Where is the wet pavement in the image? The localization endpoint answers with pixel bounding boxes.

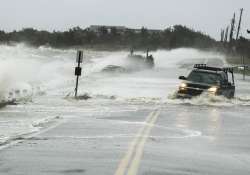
[0,47,250,175]
[0,100,250,175]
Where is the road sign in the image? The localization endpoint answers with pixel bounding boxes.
[75,67,82,76]
[76,50,83,63]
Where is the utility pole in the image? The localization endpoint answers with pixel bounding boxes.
[224,26,229,42]
[229,13,236,43]
[242,56,246,80]
[221,29,225,42]
[146,48,149,58]
[74,50,83,98]
[236,8,244,40]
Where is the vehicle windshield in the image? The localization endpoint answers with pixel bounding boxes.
[187,71,221,85]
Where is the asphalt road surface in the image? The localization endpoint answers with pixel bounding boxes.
[0,97,250,175]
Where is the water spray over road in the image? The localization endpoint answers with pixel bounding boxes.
[0,44,250,175]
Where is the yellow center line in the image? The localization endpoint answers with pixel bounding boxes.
[114,111,156,175]
[127,110,160,175]
[114,110,160,175]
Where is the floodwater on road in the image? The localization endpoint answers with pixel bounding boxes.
[0,44,250,175]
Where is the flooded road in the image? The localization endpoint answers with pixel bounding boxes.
[0,45,250,174]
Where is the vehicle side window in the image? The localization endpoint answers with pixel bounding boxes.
[221,73,228,84]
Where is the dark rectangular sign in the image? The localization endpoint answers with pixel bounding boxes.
[75,67,82,76]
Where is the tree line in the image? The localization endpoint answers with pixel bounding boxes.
[0,25,216,50]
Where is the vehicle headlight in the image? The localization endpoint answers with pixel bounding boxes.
[208,87,217,93]
[179,83,187,90]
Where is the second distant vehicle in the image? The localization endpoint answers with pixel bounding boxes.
[127,49,154,69]
[177,64,235,99]
[102,49,155,73]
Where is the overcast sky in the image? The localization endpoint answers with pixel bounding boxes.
[0,0,249,40]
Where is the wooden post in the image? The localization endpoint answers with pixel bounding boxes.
[243,57,246,81]
[75,74,79,97]
[75,51,83,98]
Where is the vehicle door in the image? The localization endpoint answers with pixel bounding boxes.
[220,73,235,97]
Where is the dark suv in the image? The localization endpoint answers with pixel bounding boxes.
[177,64,235,98]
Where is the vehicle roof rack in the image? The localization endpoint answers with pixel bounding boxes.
[194,64,234,73]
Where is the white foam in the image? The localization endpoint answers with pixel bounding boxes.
[1,44,250,149]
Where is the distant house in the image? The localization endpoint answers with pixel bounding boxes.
[87,25,127,35]
[126,28,141,34]
[147,29,162,34]
[87,25,162,35]
[127,28,162,34]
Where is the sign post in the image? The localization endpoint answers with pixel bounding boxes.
[75,50,83,98]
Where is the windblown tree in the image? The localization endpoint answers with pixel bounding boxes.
[0,25,217,50]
